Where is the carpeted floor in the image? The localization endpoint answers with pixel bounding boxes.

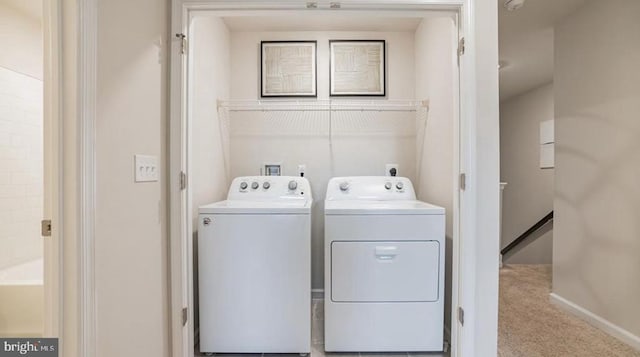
[499,264,640,357]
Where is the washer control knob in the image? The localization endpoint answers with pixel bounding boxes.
[396,182,404,190]
[288,180,298,190]
[384,182,392,190]
[240,182,248,190]
[263,182,271,189]
[251,182,259,190]
[339,181,350,191]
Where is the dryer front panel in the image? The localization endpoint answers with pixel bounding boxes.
[331,241,439,302]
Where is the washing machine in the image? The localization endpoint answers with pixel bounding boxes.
[324,176,445,352]
[198,176,312,354]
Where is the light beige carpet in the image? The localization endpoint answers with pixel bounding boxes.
[499,264,639,357]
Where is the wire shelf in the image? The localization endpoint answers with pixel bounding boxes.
[217,99,429,112]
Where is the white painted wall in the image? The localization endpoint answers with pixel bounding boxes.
[414,16,456,334]
[0,1,43,271]
[95,0,169,355]
[0,1,43,80]
[500,83,554,264]
[0,3,44,333]
[553,0,640,340]
[228,30,416,289]
[189,13,231,331]
[0,67,43,270]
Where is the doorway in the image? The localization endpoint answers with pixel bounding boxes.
[0,0,61,340]
[169,2,499,357]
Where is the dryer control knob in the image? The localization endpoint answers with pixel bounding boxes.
[339,181,350,191]
[240,182,248,190]
[396,182,404,190]
[384,182,392,190]
[263,182,271,189]
[288,180,298,190]
[251,182,259,190]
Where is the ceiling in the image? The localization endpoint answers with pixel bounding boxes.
[498,0,585,101]
[3,0,42,21]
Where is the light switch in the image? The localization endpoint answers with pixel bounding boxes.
[135,155,159,182]
[540,120,554,144]
[540,143,554,169]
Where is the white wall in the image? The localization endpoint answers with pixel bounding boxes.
[0,2,43,270]
[500,83,554,264]
[0,1,43,80]
[228,30,416,289]
[553,0,640,341]
[189,13,231,331]
[95,0,169,355]
[414,17,456,334]
[190,16,230,226]
[0,68,43,270]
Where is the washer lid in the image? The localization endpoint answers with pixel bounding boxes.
[325,200,444,215]
[199,200,312,214]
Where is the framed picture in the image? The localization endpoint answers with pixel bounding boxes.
[330,40,386,96]
[261,41,317,97]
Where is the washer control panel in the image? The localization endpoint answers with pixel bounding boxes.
[326,176,416,200]
[231,176,312,200]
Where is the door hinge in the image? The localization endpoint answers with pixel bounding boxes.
[458,306,465,326]
[460,173,466,190]
[176,33,187,54]
[41,219,52,237]
[457,37,465,67]
[180,171,187,190]
[182,307,188,326]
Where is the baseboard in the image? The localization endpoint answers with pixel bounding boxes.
[311,289,325,300]
[550,293,640,351]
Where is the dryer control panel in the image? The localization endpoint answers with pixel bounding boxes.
[326,176,416,201]
[229,176,312,201]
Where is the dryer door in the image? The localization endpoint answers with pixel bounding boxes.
[331,241,440,302]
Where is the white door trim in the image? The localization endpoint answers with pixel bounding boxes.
[78,0,98,355]
[43,0,63,340]
[169,2,191,356]
[168,2,500,357]
[450,11,462,354]
[456,1,501,355]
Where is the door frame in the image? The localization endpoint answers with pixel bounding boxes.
[169,1,500,356]
[77,0,98,355]
[43,0,63,340]
[43,0,99,355]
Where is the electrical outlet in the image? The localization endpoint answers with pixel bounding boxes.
[135,155,159,182]
[386,164,399,177]
[263,163,282,176]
